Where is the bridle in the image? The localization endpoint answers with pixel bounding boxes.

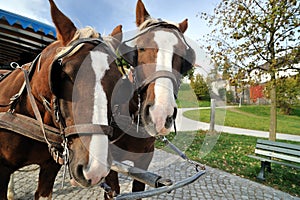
[6,36,116,170]
[118,21,194,99]
[111,21,194,141]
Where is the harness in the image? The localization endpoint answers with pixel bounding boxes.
[0,37,115,181]
[111,21,194,142]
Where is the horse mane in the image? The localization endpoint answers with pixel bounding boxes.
[138,18,179,31]
[55,26,100,59]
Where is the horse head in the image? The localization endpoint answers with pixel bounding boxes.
[28,0,122,187]
[118,0,195,137]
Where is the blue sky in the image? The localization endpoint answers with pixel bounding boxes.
[0,0,219,41]
[0,0,220,74]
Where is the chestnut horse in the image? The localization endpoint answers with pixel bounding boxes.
[0,0,122,199]
[105,0,195,199]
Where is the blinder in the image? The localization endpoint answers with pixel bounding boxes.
[181,47,195,75]
[49,37,108,96]
[117,42,137,67]
[49,59,62,96]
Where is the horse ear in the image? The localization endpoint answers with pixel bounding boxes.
[110,25,123,43]
[49,0,77,46]
[109,25,123,50]
[136,0,150,27]
[179,19,188,33]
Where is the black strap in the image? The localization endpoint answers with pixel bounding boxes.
[0,70,13,82]
[136,70,180,96]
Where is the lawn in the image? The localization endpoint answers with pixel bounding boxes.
[156,131,300,197]
[176,83,210,108]
[183,105,300,135]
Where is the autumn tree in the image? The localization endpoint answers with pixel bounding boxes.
[201,0,300,140]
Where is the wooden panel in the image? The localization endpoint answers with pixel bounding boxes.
[254,149,300,163]
[256,144,300,156]
[248,154,300,169]
[257,139,300,151]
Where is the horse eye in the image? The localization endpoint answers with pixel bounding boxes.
[139,47,145,52]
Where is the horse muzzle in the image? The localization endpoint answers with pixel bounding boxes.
[143,104,177,136]
[65,124,112,187]
[69,139,112,187]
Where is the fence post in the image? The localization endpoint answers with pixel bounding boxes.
[209,99,216,132]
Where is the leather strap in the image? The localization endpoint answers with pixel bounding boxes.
[137,70,179,96]
[9,57,40,112]
[18,62,53,146]
[64,124,113,137]
[0,112,62,145]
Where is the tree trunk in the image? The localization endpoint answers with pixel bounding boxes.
[269,80,277,141]
[209,99,216,132]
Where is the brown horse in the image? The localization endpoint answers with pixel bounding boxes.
[105,0,195,199]
[0,0,122,199]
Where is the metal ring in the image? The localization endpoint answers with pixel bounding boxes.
[10,62,21,69]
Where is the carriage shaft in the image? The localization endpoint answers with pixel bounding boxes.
[111,161,171,188]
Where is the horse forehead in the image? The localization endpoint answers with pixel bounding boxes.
[90,49,110,73]
[152,30,179,73]
[73,48,110,90]
[153,30,179,51]
[70,46,110,77]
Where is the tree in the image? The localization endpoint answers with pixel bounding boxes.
[187,67,195,87]
[192,74,210,101]
[201,0,300,141]
[265,74,300,114]
[218,88,235,103]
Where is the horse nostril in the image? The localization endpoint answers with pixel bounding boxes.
[77,164,83,176]
[76,165,86,179]
[87,179,92,185]
[144,103,153,119]
[164,108,177,129]
[164,116,173,129]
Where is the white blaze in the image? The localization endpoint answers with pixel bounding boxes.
[83,50,110,185]
[149,31,178,133]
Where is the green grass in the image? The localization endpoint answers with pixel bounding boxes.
[183,105,300,135]
[176,83,210,108]
[156,131,300,197]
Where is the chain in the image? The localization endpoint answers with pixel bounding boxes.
[136,93,141,133]
[61,137,70,188]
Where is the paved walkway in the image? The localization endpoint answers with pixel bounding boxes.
[175,108,300,142]
[12,149,299,200]
[11,108,300,199]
